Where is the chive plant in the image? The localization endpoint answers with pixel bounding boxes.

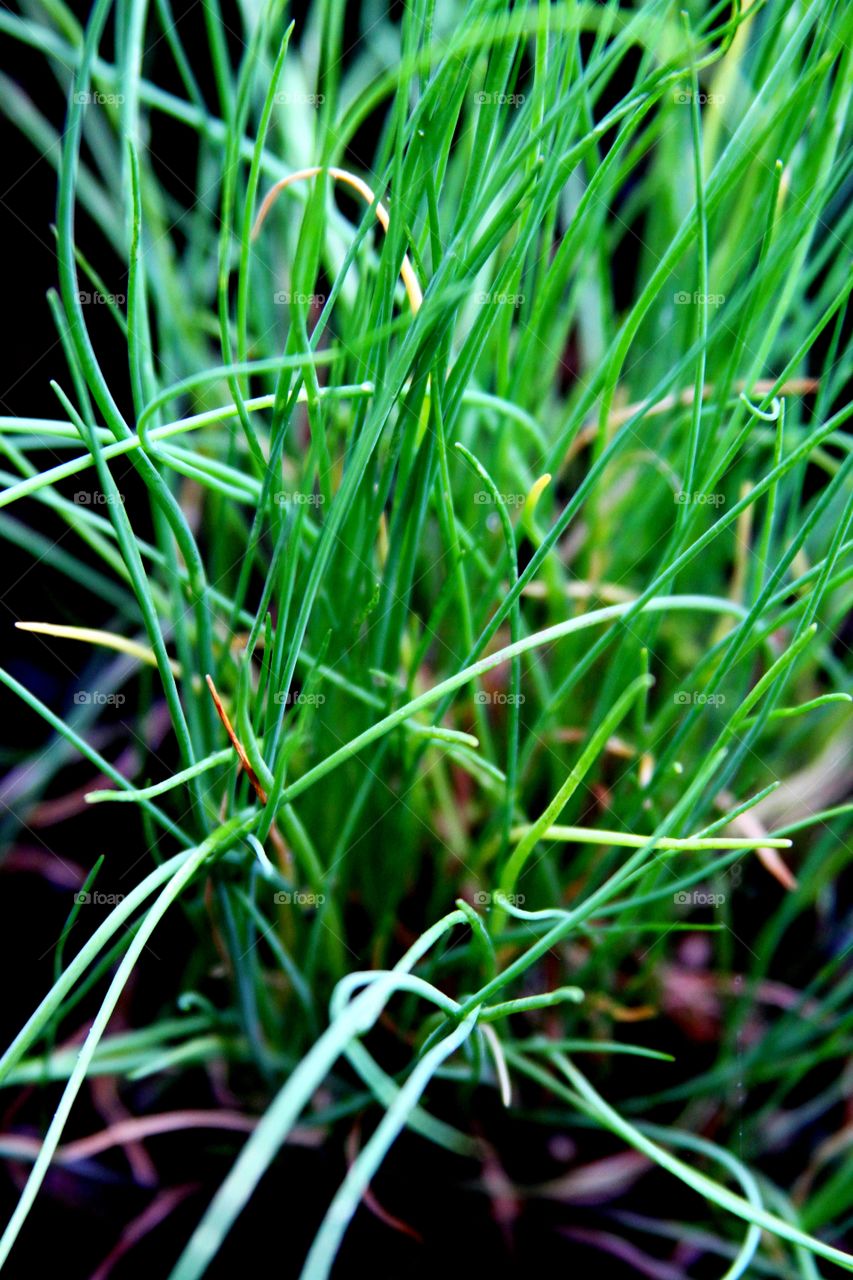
[0,0,851,1275]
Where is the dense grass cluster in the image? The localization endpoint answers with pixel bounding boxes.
[0,0,851,1274]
